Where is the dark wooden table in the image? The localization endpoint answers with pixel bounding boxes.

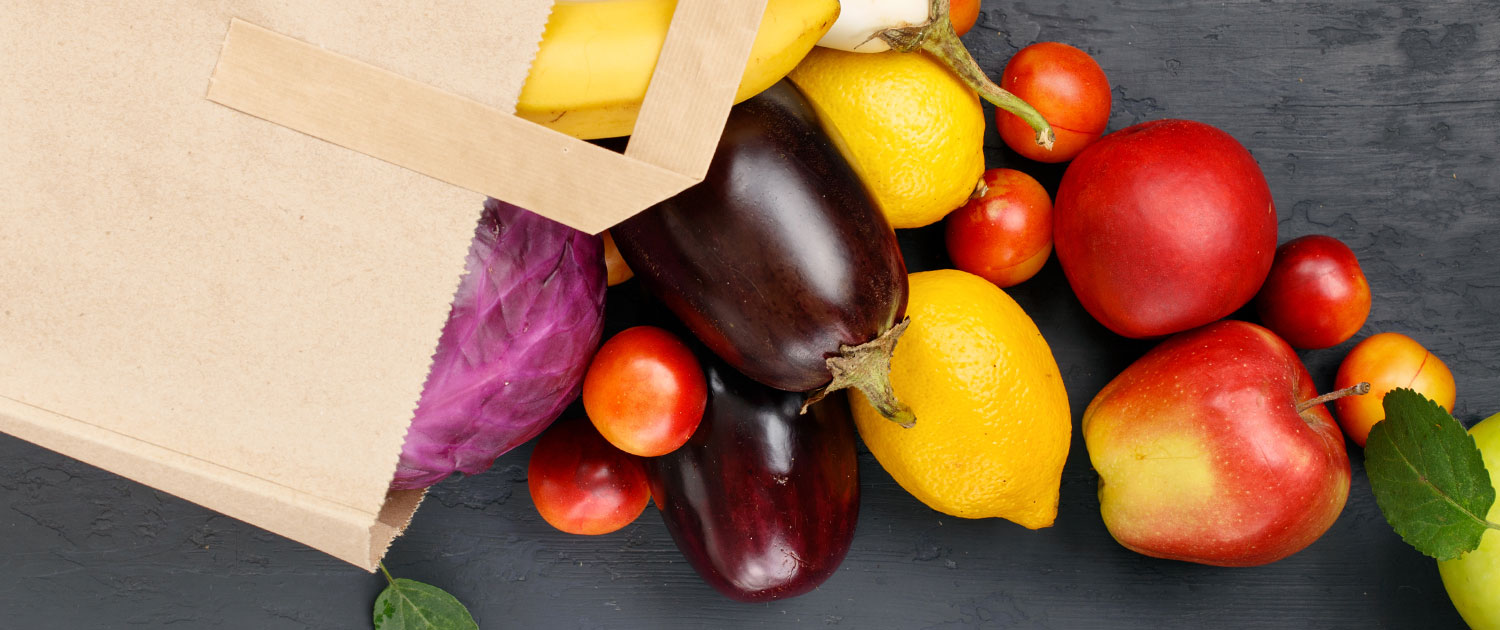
[4,1,1497,627]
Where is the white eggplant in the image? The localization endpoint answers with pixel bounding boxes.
[817,0,929,53]
[816,0,1056,149]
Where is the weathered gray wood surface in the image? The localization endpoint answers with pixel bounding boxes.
[4,1,1497,627]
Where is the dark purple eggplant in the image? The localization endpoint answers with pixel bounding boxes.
[612,80,913,426]
[646,358,859,602]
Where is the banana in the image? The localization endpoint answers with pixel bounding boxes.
[517,0,840,139]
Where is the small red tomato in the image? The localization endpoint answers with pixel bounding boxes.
[582,326,707,457]
[528,417,650,535]
[1254,235,1371,349]
[945,168,1053,288]
[998,42,1111,163]
[1334,332,1456,447]
[950,0,981,37]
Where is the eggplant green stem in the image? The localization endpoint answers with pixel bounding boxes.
[1296,382,1370,414]
[879,0,1056,150]
[379,561,395,584]
[803,318,916,428]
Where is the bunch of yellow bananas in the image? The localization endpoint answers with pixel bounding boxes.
[517,0,840,139]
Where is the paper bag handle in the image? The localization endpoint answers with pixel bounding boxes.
[207,0,769,234]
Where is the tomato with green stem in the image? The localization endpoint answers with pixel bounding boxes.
[528,417,650,536]
[582,326,707,457]
[998,42,1111,163]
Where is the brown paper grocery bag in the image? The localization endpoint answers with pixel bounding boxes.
[0,0,765,569]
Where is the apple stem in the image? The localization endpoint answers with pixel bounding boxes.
[1297,382,1372,413]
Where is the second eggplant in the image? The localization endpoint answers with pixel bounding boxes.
[646,358,860,602]
[612,80,913,425]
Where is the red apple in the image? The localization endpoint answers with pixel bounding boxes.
[1254,235,1371,349]
[1054,120,1278,339]
[945,168,1053,288]
[1082,320,1352,566]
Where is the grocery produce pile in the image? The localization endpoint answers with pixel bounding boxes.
[368,2,1500,628]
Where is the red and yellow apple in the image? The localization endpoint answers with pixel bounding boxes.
[1082,320,1352,566]
[1054,120,1278,339]
[1254,235,1371,349]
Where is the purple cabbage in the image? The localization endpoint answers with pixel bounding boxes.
[392,199,606,490]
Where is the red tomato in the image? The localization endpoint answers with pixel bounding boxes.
[528,417,650,535]
[945,169,1053,288]
[582,326,707,457]
[950,0,981,37]
[998,42,1112,163]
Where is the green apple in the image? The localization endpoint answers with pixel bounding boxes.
[1438,413,1500,630]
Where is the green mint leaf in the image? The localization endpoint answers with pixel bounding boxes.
[373,569,478,630]
[1364,388,1497,560]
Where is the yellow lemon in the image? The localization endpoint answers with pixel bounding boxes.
[852,269,1071,528]
[789,48,986,229]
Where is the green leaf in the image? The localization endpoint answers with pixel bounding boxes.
[1364,388,1497,560]
[373,566,478,630]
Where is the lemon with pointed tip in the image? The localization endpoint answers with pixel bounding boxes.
[789,48,986,229]
[851,270,1071,527]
